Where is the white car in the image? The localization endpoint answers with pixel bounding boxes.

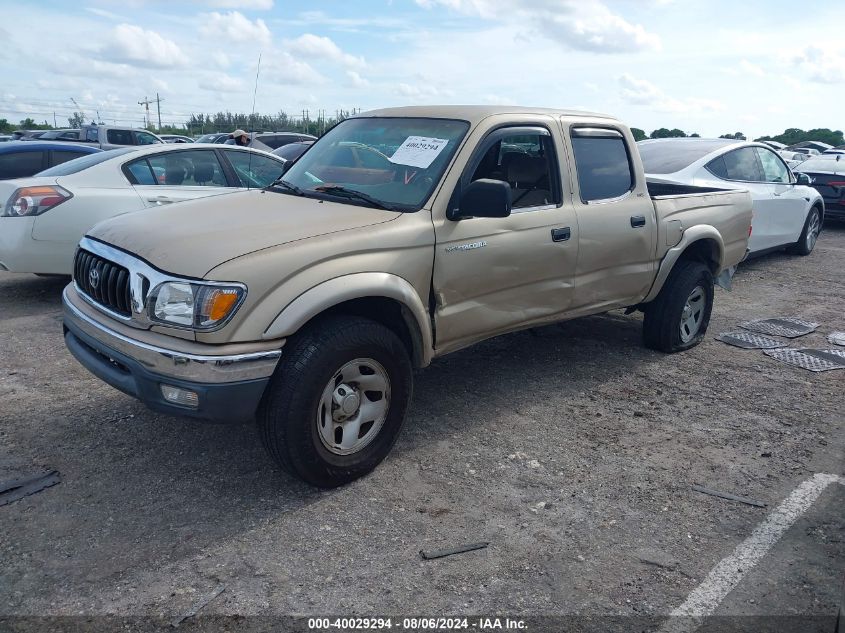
[0,144,286,275]
[639,138,824,257]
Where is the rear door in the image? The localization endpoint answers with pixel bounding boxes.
[431,125,578,351]
[220,148,286,187]
[703,147,783,251]
[126,149,233,207]
[563,125,656,310]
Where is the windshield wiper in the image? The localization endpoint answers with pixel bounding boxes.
[265,178,304,195]
[313,185,397,211]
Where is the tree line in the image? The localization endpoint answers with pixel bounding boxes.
[1,113,842,147]
[631,126,843,146]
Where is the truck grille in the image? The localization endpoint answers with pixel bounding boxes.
[74,249,132,317]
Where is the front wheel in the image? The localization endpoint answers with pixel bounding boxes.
[791,206,821,256]
[257,315,413,488]
[642,260,714,353]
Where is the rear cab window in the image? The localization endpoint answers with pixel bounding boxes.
[570,127,634,202]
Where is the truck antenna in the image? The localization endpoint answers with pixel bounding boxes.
[247,52,262,191]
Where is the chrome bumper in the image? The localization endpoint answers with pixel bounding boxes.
[63,286,281,384]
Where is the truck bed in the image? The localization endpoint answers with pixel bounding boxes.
[648,181,753,273]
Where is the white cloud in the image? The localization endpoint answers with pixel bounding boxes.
[199,11,271,46]
[199,73,245,92]
[202,0,273,8]
[285,34,365,68]
[618,73,723,115]
[793,45,845,84]
[415,0,661,53]
[263,51,323,85]
[739,59,765,77]
[101,24,188,68]
[346,70,369,88]
[85,7,126,20]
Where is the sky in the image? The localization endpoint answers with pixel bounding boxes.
[1,0,843,139]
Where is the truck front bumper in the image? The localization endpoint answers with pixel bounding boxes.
[63,286,281,423]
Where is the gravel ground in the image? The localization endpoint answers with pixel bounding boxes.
[0,225,843,631]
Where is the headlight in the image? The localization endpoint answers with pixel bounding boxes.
[149,281,246,330]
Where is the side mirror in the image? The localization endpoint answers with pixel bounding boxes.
[280,160,293,175]
[448,178,512,221]
[794,172,812,186]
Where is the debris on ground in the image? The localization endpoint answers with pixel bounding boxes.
[691,485,767,508]
[420,542,489,560]
[0,471,61,507]
[170,583,225,627]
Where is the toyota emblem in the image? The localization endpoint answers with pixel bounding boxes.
[89,267,100,289]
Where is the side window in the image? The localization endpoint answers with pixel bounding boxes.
[50,150,88,167]
[124,158,158,185]
[708,147,763,182]
[107,129,133,145]
[570,128,633,202]
[755,147,790,183]
[469,130,557,209]
[85,128,98,142]
[135,131,160,146]
[224,150,285,187]
[145,150,227,186]
[0,151,45,178]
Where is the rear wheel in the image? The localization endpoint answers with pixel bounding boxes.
[257,315,413,488]
[643,260,714,353]
[791,206,821,256]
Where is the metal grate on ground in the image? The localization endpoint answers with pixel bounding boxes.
[827,332,845,347]
[715,331,788,349]
[763,348,845,372]
[739,317,819,338]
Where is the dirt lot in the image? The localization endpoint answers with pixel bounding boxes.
[1,225,843,632]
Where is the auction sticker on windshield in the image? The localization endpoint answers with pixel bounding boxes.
[389,136,449,168]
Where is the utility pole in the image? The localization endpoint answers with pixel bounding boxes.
[139,95,163,129]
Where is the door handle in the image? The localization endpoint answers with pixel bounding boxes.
[630,215,646,228]
[551,227,571,242]
[147,196,174,205]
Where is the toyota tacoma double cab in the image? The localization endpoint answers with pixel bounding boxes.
[63,106,752,487]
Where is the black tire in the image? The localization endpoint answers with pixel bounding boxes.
[642,260,714,353]
[257,315,413,488]
[790,206,822,256]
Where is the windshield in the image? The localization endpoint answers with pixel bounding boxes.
[36,147,133,176]
[279,117,469,211]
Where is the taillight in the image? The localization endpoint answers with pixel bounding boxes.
[827,181,845,187]
[2,185,72,217]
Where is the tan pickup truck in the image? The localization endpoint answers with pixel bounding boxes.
[63,106,752,487]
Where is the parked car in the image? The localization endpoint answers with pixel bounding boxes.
[822,149,845,156]
[788,141,832,154]
[790,147,820,156]
[0,135,12,143]
[160,135,194,144]
[639,138,823,257]
[760,140,786,151]
[195,132,230,144]
[11,130,46,140]
[271,140,314,162]
[0,141,101,180]
[778,150,809,169]
[0,144,286,275]
[61,105,752,487]
[254,132,317,150]
[795,156,845,220]
[77,124,163,150]
[35,129,81,141]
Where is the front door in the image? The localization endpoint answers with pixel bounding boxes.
[431,126,578,353]
[127,149,232,207]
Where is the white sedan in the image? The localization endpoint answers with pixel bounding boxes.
[0,144,286,275]
[639,138,824,257]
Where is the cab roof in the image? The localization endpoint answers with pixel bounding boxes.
[356,105,617,124]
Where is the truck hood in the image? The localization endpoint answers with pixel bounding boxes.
[88,189,401,278]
